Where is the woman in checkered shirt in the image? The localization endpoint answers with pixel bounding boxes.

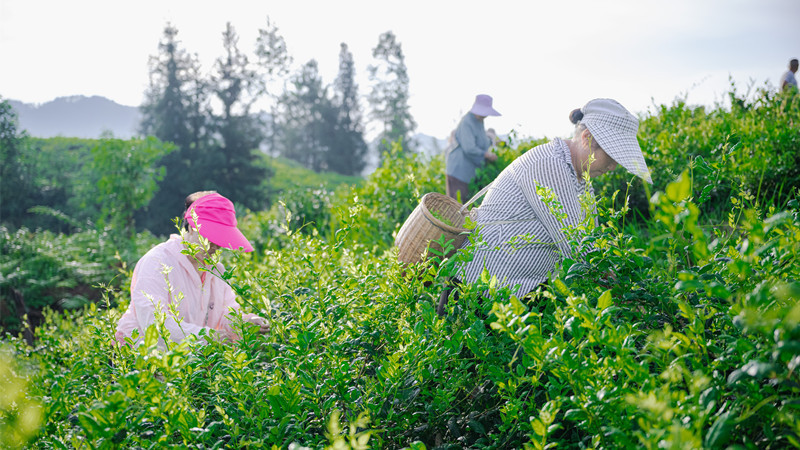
[439,99,652,314]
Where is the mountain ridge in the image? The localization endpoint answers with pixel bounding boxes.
[8,95,142,139]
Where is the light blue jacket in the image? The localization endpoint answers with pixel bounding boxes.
[446,113,491,183]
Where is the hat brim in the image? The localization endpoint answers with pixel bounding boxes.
[587,123,653,184]
[470,105,501,117]
[195,220,254,252]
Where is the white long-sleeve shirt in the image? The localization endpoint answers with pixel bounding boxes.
[116,234,251,345]
[460,138,595,295]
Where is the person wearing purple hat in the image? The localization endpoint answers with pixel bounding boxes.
[116,191,268,346]
[445,94,502,203]
[439,99,652,314]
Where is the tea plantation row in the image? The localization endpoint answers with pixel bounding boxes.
[1,87,799,448]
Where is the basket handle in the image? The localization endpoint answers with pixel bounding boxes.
[458,181,494,214]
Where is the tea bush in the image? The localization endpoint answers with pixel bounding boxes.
[4,171,798,448]
[601,85,800,221]
[2,85,799,448]
[329,140,445,250]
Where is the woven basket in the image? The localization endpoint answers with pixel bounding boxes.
[395,192,471,264]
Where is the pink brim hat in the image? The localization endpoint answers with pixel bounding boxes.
[184,193,254,252]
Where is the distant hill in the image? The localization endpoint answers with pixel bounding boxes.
[7,96,141,139]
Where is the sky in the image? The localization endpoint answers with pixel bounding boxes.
[1,0,798,142]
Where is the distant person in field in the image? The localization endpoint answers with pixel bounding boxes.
[781,58,798,91]
[116,191,269,346]
[439,99,652,315]
[445,94,501,203]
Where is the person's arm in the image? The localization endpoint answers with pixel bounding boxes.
[455,117,491,166]
[211,278,269,341]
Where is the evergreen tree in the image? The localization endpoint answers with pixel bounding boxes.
[329,43,368,175]
[254,17,291,97]
[209,22,269,210]
[274,60,337,172]
[254,17,292,158]
[140,24,197,148]
[138,24,211,234]
[368,31,416,152]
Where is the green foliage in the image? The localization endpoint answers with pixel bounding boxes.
[0,226,158,333]
[90,136,174,253]
[485,171,800,448]
[27,137,100,229]
[599,84,800,221]
[2,83,800,448]
[0,345,42,449]
[332,140,444,249]
[268,156,362,194]
[12,174,798,447]
[3,135,172,234]
[0,105,98,232]
[0,99,32,228]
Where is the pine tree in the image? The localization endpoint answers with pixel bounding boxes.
[140,24,198,148]
[138,24,211,234]
[274,60,337,172]
[208,22,268,210]
[254,17,292,158]
[368,31,416,152]
[329,43,368,175]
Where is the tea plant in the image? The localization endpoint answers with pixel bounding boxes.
[2,83,799,449]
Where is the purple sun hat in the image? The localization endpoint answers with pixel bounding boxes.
[469,94,501,117]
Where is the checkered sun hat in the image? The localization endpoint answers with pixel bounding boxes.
[580,99,652,184]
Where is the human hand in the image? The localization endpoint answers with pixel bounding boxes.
[216,328,237,342]
[484,151,498,162]
[246,315,271,334]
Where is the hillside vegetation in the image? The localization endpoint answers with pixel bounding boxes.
[1,86,799,449]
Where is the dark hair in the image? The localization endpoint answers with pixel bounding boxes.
[183,190,217,230]
[569,108,584,125]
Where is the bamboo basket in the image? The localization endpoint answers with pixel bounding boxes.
[395,192,471,264]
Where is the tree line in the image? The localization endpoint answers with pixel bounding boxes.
[139,20,416,233]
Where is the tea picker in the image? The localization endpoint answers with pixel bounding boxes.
[432,99,653,314]
[116,192,270,346]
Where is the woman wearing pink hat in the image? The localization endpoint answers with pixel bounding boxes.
[116,191,268,346]
[439,99,652,314]
[445,94,502,203]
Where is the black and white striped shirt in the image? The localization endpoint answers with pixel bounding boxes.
[459,137,595,295]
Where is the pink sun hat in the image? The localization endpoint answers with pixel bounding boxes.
[469,94,501,117]
[184,193,254,252]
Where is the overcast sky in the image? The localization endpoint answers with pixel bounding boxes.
[1,0,797,141]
